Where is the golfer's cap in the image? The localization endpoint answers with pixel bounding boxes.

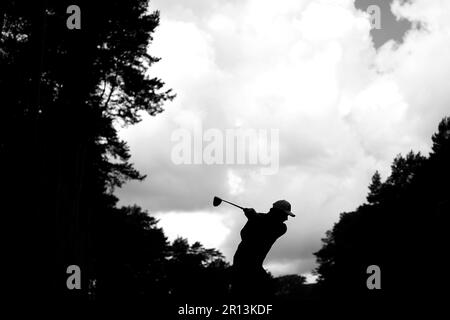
[272,200,295,217]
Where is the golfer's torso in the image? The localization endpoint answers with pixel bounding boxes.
[233,216,286,267]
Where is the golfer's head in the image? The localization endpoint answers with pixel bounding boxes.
[270,200,295,221]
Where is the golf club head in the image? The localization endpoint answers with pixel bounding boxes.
[213,196,222,207]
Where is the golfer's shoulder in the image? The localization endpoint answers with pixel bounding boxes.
[251,212,265,220]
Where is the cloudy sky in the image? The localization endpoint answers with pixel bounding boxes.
[116,0,450,281]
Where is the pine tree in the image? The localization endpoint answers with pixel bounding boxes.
[367,170,382,204]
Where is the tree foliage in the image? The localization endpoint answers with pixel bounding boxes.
[314,116,450,305]
[1,0,174,300]
[93,206,230,303]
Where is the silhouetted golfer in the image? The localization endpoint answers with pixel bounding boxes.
[231,200,295,299]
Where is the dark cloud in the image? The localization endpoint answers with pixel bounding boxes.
[354,0,412,48]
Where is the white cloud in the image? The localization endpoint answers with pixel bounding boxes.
[117,0,450,277]
[154,210,232,250]
[227,170,245,195]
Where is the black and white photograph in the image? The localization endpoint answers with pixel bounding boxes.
[1,0,448,317]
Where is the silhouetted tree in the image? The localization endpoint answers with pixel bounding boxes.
[314,116,450,308]
[273,274,306,298]
[367,170,382,204]
[1,0,173,301]
[91,207,231,303]
[93,205,170,301]
[166,237,230,302]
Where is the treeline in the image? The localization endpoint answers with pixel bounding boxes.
[314,116,449,306]
[91,205,230,303]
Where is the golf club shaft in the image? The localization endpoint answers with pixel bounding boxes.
[221,199,244,210]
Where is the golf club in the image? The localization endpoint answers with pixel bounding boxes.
[213,196,244,210]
